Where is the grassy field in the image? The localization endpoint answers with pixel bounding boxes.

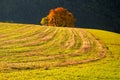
[0,22,120,80]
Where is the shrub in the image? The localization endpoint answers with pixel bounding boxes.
[40,17,48,26]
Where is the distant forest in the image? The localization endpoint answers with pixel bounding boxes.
[0,0,120,33]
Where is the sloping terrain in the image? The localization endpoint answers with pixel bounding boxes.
[0,22,120,80]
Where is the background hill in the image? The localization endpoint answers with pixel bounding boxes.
[0,0,120,33]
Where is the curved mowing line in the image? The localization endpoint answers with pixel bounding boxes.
[88,32,106,58]
[0,28,71,57]
[0,26,47,45]
[72,29,82,49]
[0,27,53,47]
[2,29,105,62]
[0,25,50,41]
[0,26,107,71]
[31,30,106,67]
[36,30,105,66]
[0,26,34,41]
[0,25,32,38]
[64,29,75,49]
[0,29,56,54]
[0,28,72,57]
[20,28,77,57]
[74,29,106,59]
[77,29,93,53]
[29,28,69,55]
[0,27,44,41]
[0,23,26,32]
[0,27,58,51]
[13,29,95,62]
[0,28,59,54]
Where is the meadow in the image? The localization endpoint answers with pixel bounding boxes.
[0,22,120,80]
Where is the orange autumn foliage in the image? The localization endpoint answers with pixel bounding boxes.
[47,7,75,27]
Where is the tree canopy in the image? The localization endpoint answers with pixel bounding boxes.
[40,7,75,27]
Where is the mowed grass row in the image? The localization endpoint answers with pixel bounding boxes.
[0,22,106,71]
[0,23,82,70]
[0,22,119,80]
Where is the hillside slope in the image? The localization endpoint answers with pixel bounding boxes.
[0,22,120,80]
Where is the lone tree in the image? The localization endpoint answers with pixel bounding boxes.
[40,7,75,27]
